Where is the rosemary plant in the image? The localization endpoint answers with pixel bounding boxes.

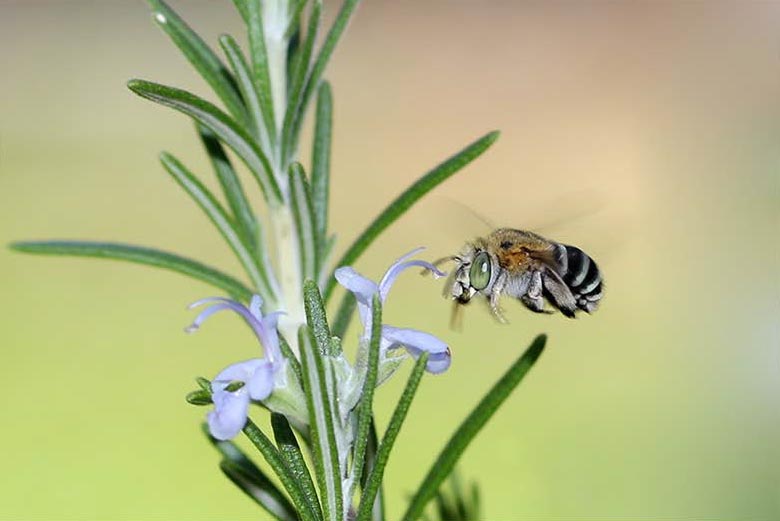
[11,1,547,519]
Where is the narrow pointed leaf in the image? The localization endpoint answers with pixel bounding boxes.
[401,335,547,521]
[197,124,258,249]
[203,424,297,521]
[281,0,322,162]
[127,79,282,203]
[10,241,252,301]
[324,131,500,300]
[271,413,323,520]
[284,0,309,38]
[247,0,279,142]
[303,280,334,356]
[364,419,385,521]
[219,461,297,521]
[299,326,343,521]
[356,353,429,521]
[219,34,268,146]
[351,294,381,488]
[289,0,362,154]
[243,418,319,521]
[185,389,212,405]
[195,376,212,392]
[160,152,277,301]
[147,0,247,126]
[317,234,337,289]
[279,334,303,382]
[311,80,332,254]
[231,0,250,24]
[289,164,319,281]
[330,291,356,340]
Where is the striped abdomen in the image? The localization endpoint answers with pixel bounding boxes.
[553,244,603,313]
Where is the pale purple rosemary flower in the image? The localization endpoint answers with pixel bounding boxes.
[186,295,286,440]
[335,248,452,374]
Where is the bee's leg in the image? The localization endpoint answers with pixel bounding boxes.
[488,271,509,323]
[520,270,552,314]
[541,269,578,318]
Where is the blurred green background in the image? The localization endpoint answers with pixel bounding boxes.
[2,1,778,519]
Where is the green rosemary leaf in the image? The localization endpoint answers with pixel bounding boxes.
[330,291,356,340]
[317,234,337,288]
[195,376,212,392]
[219,461,296,521]
[281,0,322,163]
[302,280,334,356]
[160,152,277,301]
[356,353,429,521]
[289,0,362,155]
[299,325,343,521]
[278,334,303,383]
[401,335,547,521]
[231,0,250,24]
[469,482,481,520]
[271,413,323,520]
[10,241,252,301]
[364,419,385,521]
[242,419,319,521]
[323,131,500,301]
[284,0,309,39]
[311,81,332,257]
[127,79,282,204]
[434,490,457,521]
[351,294,382,489]
[219,35,268,146]
[247,0,278,145]
[289,164,319,281]
[203,424,297,521]
[185,389,212,406]
[147,0,248,127]
[197,124,258,250]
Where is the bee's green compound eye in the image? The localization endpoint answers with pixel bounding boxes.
[469,251,491,291]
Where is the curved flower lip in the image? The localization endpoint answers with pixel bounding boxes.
[207,358,276,441]
[212,358,275,401]
[336,248,453,374]
[378,247,446,301]
[334,248,447,329]
[382,325,452,374]
[186,295,284,363]
[335,247,447,304]
[208,387,249,440]
[185,295,286,440]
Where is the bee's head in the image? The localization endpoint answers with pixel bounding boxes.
[451,249,493,303]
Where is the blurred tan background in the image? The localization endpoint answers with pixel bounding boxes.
[1,1,778,519]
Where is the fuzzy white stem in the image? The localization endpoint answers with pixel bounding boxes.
[270,204,306,354]
[264,0,289,136]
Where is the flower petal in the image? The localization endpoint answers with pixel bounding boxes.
[258,312,284,363]
[335,267,379,302]
[378,249,446,302]
[249,295,264,320]
[246,360,275,400]
[335,266,378,328]
[186,299,262,334]
[186,296,284,364]
[212,359,266,388]
[381,325,451,373]
[207,389,250,440]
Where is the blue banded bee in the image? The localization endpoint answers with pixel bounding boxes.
[438,228,603,323]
